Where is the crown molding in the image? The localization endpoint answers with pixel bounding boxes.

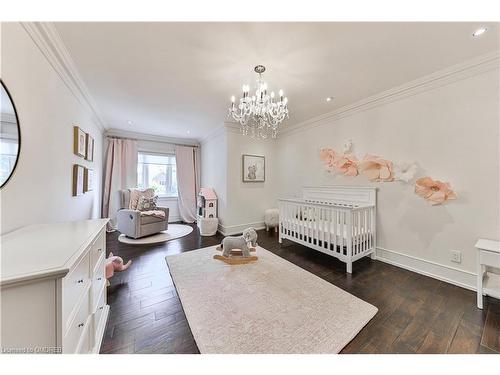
[21,22,107,131]
[199,124,226,145]
[280,50,500,138]
[105,128,199,147]
[199,121,238,145]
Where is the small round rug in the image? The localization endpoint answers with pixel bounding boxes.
[118,224,193,245]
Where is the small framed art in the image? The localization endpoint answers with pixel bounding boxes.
[73,126,86,158]
[73,164,85,196]
[242,154,265,182]
[84,168,94,192]
[85,133,94,161]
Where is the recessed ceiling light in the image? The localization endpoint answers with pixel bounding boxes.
[186,130,191,135]
[472,27,487,37]
[326,97,333,102]
[127,120,134,125]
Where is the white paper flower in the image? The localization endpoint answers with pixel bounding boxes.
[394,161,418,183]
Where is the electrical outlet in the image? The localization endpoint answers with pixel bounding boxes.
[451,250,462,263]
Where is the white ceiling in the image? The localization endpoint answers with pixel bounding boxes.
[55,22,499,141]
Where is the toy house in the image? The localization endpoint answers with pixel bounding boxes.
[197,187,217,219]
[197,188,218,236]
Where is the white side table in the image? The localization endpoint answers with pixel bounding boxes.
[475,238,500,309]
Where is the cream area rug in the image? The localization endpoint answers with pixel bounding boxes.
[118,224,193,245]
[166,246,378,354]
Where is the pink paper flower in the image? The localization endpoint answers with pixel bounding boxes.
[334,153,359,177]
[415,177,457,205]
[320,148,337,172]
[358,154,394,182]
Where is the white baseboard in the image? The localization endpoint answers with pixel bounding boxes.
[218,221,266,236]
[376,247,477,292]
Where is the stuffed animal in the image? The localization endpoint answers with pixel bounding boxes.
[247,165,257,180]
[214,227,258,264]
[105,252,132,286]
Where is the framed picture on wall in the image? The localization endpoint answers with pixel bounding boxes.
[73,126,86,158]
[85,133,94,161]
[242,154,265,182]
[72,164,85,196]
[84,168,94,192]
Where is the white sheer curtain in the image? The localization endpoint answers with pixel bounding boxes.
[102,138,138,230]
[175,145,200,223]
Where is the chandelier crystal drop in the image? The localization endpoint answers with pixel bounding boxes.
[228,65,289,139]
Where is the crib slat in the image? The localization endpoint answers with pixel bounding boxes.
[293,203,298,238]
[314,206,318,245]
[364,209,369,251]
[362,210,366,254]
[334,210,338,253]
[355,211,359,255]
[321,207,325,248]
[327,208,332,251]
[368,207,372,250]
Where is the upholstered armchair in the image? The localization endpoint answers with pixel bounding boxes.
[117,189,169,239]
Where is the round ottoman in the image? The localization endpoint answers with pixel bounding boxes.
[197,217,219,236]
[264,208,279,231]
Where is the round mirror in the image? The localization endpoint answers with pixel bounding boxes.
[0,80,21,188]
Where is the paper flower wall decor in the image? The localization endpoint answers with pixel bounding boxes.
[394,161,419,183]
[415,177,457,205]
[334,153,359,177]
[358,154,394,182]
[319,143,458,206]
[320,148,337,172]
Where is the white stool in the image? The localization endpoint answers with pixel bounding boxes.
[475,238,500,309]
[264,208,279,232]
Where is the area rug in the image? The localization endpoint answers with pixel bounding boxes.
[166,245,378,353]
[118,224,193,245]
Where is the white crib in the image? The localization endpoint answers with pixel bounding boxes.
[278,186,377,273]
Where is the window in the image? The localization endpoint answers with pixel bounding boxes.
[0,138,18,183]
[137,152,178,197]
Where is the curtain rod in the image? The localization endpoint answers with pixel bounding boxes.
[106,135,199,148]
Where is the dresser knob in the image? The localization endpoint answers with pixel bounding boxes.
[99,306,104,310]
[78,323,84,328]
[98,248,102,252]
[77,279,84,284]
[97,277,102,281]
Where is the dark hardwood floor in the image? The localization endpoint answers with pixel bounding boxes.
[101,224,500,354]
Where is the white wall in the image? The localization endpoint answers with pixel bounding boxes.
[1,23,104,234]
[275,67,500,289]
[200,127,228,228]
[200,125,279,235]
[224,129,278,234]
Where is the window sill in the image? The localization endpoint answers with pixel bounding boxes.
[157,196,178,201]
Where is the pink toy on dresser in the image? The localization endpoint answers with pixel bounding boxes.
[105,252,132,286]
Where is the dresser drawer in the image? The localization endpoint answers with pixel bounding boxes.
[480,250,500,268]
[63,291,90,353]
[92,286,107,350]
[90,230,106,273]
[91,256,106,311]
[76,317,91,354]
[63,253,90,325]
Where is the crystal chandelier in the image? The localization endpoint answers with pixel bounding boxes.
[228,65,289,139]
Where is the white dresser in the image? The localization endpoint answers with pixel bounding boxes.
[1,219,109,354]
[476,238,500,309]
